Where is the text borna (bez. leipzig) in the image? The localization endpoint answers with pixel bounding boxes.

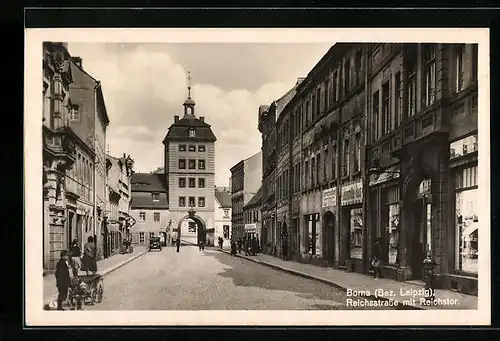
[347,288,436,299]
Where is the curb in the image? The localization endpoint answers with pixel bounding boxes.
[218,249,423,310]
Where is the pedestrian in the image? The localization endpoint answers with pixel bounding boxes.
[230,240,237,256]
[176,238,181,252]
[218,237,223,249]
[55,250,71,310]
[243,236,249,256]
[198,239,205,251]
[81,236,97,276]
[237,237,242,254]
[282,239,288,261]
[371,237,383,279]
[69,239,81,276]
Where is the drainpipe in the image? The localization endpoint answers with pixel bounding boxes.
[93,80,101,255]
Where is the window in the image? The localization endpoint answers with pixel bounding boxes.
[305,101,310,126]
[372,90,380,140]
[394,72,402,128]
[198,145,206,152]
[179,177,186,188]
[424,44,436,106]
[331,143,337,180]
[198,197,205,207]
[69,105,79,121]
[152,193,159,202]
[355,50,362,86]
[316,154,321,185]
[455,165,478,274]
[223,225,230,239]
[455,44,466,93]
[316,88,321,115]
[150,232,155,239]
[198,159,206,170]
[344,58,351,94]
[188,159,196,169]
[139,212,146,221]
[407,59,417,117]
[179,159,186,169]
[139,232,145,244]
[179,144,186,151]
[223,209,230,218]
[382,81,391,135]
[354,133,361,173]
[311,157,316,186]
[188,145,196,152]
[189,178,196,188]
[188,221,197,233]
[154,212,160,222]
[198,178,205,188]
[189,128,196,137]
[188,196,196,207]
[304,160,309,189]
[178,196,186,207]
[331,71,338,104]
[342,139,350,177]
[349,208,364,259]
[324,80,329,111]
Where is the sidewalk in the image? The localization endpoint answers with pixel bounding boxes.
[218,246,478,310]
[43,245,148,305]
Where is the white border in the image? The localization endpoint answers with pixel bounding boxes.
[25,28,491,326]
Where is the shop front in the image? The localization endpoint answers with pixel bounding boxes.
[342,179,364,273]
[244,223,259,241]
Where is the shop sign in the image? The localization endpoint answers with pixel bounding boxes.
[244,223,257,232]
[322,187,337,208]
[341,180,363,206]
[369,165,400,186]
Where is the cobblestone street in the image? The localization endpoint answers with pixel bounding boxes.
[85,246,399,310]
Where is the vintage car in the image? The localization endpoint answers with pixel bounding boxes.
[149,237,162,251]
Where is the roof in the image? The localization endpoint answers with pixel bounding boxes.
[131,173,168,193]
[276,78,304,121]
[243,185,263,209]
[163,116,217,143]
[130,191,169,210]
[215,189,231,208]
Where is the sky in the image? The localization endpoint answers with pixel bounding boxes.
[67,42,332,186]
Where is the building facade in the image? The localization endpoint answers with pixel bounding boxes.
[243,186,263,242]
[69,56,110,260]
[162,80,217,245]
[230,151,262,240]
[258,43,478,295]
[129,173,171,245]
[42,42,79,271]
[214,186,232,245]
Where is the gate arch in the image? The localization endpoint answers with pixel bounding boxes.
[177,212,207,244]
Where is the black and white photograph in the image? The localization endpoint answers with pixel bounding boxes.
[25,28,490,326]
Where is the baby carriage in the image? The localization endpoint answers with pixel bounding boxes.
[67,274,104,310]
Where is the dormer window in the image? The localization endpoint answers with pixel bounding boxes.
[69,104,80,121]
[152,193,159,202]
[189,128,196,138]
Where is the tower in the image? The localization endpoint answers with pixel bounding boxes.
[162,72,218,245]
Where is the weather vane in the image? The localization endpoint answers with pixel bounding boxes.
[187,71,192,99]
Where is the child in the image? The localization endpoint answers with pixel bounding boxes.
[55,250,71,310]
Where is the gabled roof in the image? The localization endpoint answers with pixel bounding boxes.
[163,116,217,143]
[130,191,169,210]
[243,185,263,210]
[215,188,231,208]
[131,173,167,193]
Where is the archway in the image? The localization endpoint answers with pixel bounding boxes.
[177,212,207,245]
[401,161,436,280]
[322,211,335,266]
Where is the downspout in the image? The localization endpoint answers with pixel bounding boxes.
[93,82,98,245]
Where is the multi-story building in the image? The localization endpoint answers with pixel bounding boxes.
[214,186,232,245]
[258,42,479,295]
[243,185,263,241]
[42,42,79,271]
[129,172,171,245]
[162,79,217,245]
[116,154,135,241]
[230,151,262,240]
[69,55,110,260]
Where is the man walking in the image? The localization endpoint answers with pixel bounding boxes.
[176,238,181,252]
[237,237,242,254]
[55,250,71,310]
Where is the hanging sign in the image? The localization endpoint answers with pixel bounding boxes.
[369,166,400,186]
[341,180,363,206]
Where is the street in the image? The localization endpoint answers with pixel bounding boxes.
[86,245,398,310]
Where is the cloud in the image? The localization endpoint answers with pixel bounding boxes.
[68,43,331,185]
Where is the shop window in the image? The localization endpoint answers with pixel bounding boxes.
[455,165,478,274]
[349,208,364,259]
[139,232,145,244]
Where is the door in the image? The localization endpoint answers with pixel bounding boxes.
[410,199,427,280]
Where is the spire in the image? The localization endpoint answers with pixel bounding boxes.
[183,70,196,118]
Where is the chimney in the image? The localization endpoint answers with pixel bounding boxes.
[72,56,82,68]
[199,116,204,122]
[174,115,179,123]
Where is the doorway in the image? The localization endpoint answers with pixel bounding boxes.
[322,212,335,266]
[409,180,432,280]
